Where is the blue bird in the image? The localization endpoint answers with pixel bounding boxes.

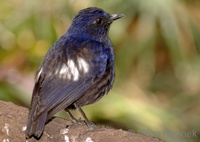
[26,7,124,139]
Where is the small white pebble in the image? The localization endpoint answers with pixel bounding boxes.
[60,128,69,134]
[60,128,70,142]
[44,132,53,139]
[22,126,27,132]
[85,137,93,142]
[64,135,69,142]
[4,123,9,135]
[3,139,9,142]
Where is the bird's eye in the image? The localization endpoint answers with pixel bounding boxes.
[94,18,103,25]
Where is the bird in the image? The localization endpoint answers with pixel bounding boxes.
[26,7,124,139]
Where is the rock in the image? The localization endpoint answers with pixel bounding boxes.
[0,100,163,142]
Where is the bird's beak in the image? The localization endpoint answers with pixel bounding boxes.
[109,13,125,21]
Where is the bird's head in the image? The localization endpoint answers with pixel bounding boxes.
[67,7,124,41]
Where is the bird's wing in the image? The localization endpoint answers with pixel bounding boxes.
[29,38,108,121]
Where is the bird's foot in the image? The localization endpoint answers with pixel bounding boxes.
[84,120,96,130]
[69,118,86,125]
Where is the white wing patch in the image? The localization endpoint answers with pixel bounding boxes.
[60,64,68,75]
[56,57,89,81]
[36,67,43,81]
[68,59,79,81]
[59,64,71,80]
[77,57,89,74]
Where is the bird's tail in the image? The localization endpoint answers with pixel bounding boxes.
[26,112,47,139]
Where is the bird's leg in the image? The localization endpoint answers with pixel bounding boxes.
[74,103,95,127]
[65,108,79,124]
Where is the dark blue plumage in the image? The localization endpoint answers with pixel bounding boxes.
[26,7,124,139]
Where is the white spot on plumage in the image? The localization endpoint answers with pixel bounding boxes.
[58,59,79,81]
[55,69,59,75]
[36,67,43,80]
[57,57,89,81]
[77,57,89,74]
[59,64,70,79]
[68,59,79,81]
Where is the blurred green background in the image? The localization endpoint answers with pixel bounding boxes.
[0,0,200,141]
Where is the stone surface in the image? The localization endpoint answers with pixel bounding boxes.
[0,100,163,142]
